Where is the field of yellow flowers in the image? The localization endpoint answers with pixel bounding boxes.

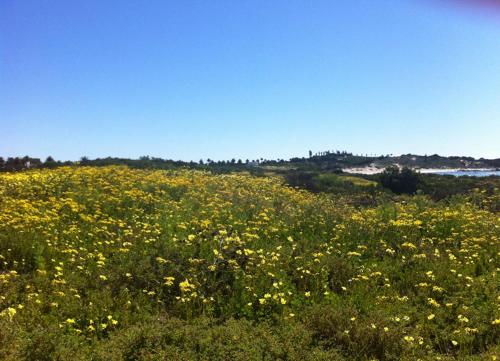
[0,166,498,360]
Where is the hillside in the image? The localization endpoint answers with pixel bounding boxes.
[273,152,500,173]
[2,152,499,174]
[0,166,498,360]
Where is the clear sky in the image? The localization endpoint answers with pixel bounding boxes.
[1,0,500,161]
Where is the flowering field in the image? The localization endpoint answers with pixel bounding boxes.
[0,166,498,360]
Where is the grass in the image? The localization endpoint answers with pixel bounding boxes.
[336,175,377,187]
[0,166,498,360]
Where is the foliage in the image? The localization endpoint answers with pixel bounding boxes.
[379,166,420,194]
[417,173,500,202]
[0,167,498,360]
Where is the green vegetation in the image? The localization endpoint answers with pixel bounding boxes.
[0,166,498,360]
[379,166,420,195]
[2,150,499,173]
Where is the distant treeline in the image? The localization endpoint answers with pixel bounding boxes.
[290,151,499,170]
[1,150,499,173]
[0,155,265,173]
[259,150,500,170]
[0,156,65,171]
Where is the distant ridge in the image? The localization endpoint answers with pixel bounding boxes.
[1,152,499,173]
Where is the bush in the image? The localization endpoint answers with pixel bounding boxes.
[94,316,345,361]
[379,166,419,194]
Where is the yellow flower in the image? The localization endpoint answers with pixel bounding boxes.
[1,307,17,320]
[427,298,440,308]
[179,279,195,293]
[403,336,414,343]
[164,276,175,286]
[427,314,435,320]
[155,257,167,264]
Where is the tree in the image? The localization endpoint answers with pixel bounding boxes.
[44,156,57,168]
[308,150,313,158]
[379,166,419,194]
[80,156,90,165]
[6,157,23,171]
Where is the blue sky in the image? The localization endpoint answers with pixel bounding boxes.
[1,0,499,161]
